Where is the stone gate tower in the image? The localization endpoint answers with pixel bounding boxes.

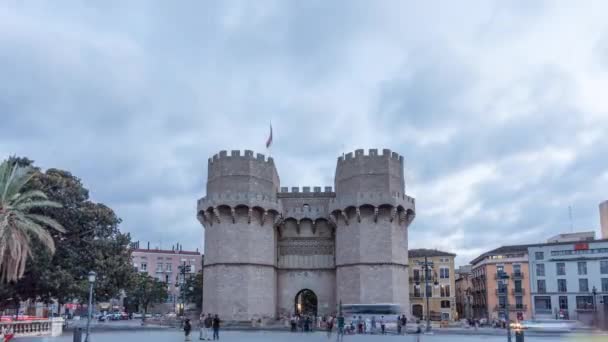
[332,149,415,310]
[197,150,281,320]
[197,148,415,321]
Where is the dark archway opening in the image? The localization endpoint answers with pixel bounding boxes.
[412,304,423,320]
[294,289,317,317]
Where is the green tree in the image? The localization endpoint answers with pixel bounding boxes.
[128,273,168,318]
[1,157,135,313]
[184,270,203,311]
[0,160,65,283]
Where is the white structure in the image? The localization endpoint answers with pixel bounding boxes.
[0,318,64,337]
[600,201,608,239]
[528,239,608,323]
[546,232,595,243]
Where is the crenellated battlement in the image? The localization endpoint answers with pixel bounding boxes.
[208,150,275,166]
[337,148,404,164]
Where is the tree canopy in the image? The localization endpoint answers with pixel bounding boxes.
[0,157,135,311]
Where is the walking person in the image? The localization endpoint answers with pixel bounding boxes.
[184,318,192,341]
[336,313,345,342]
[212,314,220,340]
[401,315,407,335]
[380,315,386,335]
[397,315,402,335]
[199,314,205,340]
[326,315,333,339]
[204,314,213,340]
[371,316,376,334]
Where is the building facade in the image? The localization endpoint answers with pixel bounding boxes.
[197,149,416,321]
[527,239,608,323]
[470,246,533,321]
[408,249,457,321]
[600,200,608,239]
[455,265,473,320]
[131,244,203,313]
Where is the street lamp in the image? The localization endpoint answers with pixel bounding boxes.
[497,271,511,342]
[85,271,96,342]
[417,256,438,334]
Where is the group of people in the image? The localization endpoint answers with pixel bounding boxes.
[0,326,14,342]
[344,315,408,335]
[289,314,315,332]
[182,314,221,341]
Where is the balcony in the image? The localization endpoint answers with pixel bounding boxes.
[512,288,525,295]
[511,272,524,279]
[495,289,508,296]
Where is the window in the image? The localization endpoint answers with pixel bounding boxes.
[498,296,506,309]
[537,280,546,293]
[156,263,163,272]
[557,263,566,276]
[413,287,421,297]
[576,296,593,310]
[559,296,568,310]
[601,260,608,274]
[577,262,587,275]
[440,268,450,279]
[534,296,552,313]
[166,263,172,272]
[535,252,544,260]
[441,285,451,297]
[413,269,420,281]
[536,264,545,277]
[558,279,567,292]
[441,300,450,308]
[514,280,522,294]
[141,263,148,272]
[426,285,432,297]
[603,278,608,292]
[513,264,521,275]
[579,279,589,292]
[515,296,523,309]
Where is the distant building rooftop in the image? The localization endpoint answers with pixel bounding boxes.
[409,248,456,258]
[546,231,595,243]
[131,248,201,256]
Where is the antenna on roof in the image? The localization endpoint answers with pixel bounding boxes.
[568,206,573,233]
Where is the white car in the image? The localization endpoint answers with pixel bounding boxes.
[131,313,143,319]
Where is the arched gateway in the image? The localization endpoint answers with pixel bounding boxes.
[198,149,416,321]
[294,289,318,316]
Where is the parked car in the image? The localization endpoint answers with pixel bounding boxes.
[97,314,107,322]
[131,313,143,319]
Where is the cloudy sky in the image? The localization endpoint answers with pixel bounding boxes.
[1,1,607,265]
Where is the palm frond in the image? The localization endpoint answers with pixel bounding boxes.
[17,216,56,254]
[26,213,66,233]
[11,190,48,206]
[14,200,62,211]
[2,164,35,203]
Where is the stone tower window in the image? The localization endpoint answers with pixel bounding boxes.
[303,204,310,211]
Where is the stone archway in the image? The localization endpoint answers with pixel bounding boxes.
[412,304,423,320]
[294,289,318,316]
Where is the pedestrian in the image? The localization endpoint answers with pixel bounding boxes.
[401,315,407,335]
[357,315,363,334]
[198,313,207,341]
[204,314,213,340]
[1,325,15,342]
[336,313,345,342]
[212,314,220,340]
[184,318,192,341]
[371,316,376,334]
[397,315,402,334]
[290,315,297,332]
[326,315,333,339]
[380,315,385,335]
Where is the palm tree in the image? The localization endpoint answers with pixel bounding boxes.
[0,159,65,283]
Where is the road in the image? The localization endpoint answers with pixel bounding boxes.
[19,330,606,342]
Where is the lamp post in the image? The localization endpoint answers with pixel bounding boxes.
[498,271,511,342]
[417,256,438,333]
[85,271,96,342]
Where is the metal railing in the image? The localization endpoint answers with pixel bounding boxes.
[512,288,525,295]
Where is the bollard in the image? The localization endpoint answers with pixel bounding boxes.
[515,330,524,342]
[73,328,83,342]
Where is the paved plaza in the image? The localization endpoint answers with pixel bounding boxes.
[19,331,604,342]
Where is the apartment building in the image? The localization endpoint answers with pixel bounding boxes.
[408,249,457,321]
[528,239,608,323]
[470,245,533,321]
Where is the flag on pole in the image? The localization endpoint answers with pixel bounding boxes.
[266,123,273,148]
